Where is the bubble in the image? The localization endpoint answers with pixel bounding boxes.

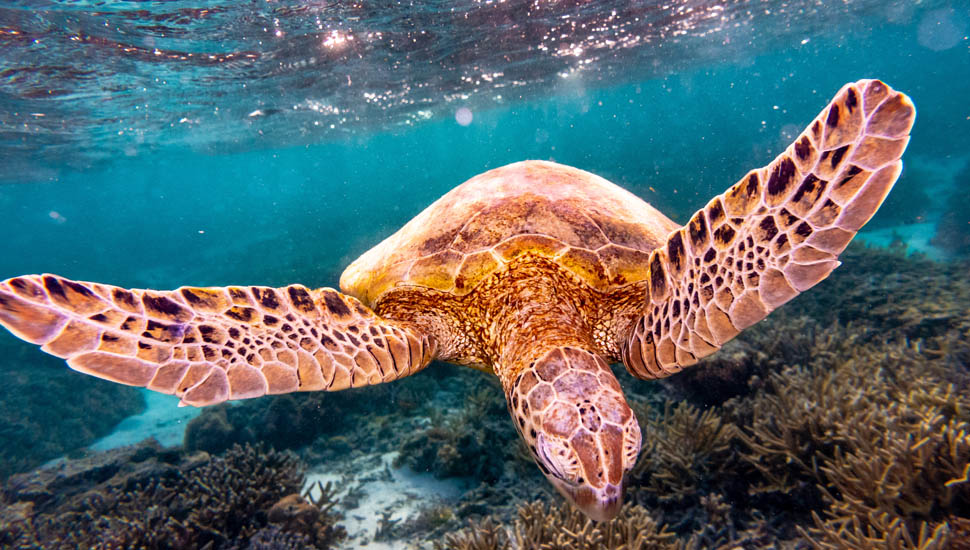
[779,123,802,145]
[455,107,473,126]
[917,8,967,52]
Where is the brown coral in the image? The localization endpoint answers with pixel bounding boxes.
[437,499,682,550]
[733,323,970,548]
[395,384,518,482]
[0,442,345,550]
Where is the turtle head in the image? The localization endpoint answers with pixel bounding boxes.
[506,346,642,522]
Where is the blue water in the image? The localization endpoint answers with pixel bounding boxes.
[3,16,968,286]
[0,1,968,547]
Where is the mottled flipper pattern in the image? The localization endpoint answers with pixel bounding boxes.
[623,79,915,379]
[0,275,434,406]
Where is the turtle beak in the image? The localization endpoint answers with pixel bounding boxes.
[547,475,626,522]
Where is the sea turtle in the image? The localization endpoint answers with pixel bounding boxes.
[0,79,914,521]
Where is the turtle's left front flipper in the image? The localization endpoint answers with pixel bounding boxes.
[0,275,434,406]
[622,79,915,379]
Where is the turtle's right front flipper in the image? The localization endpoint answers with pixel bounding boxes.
[0,275,434,406]
[622,79,915,379]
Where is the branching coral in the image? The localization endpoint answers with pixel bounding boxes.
[437,500,682,550]
[732,322,970,548]
[803,512,951,550]
[799,386,970,549]
[626,399,745,544]
[631,400,737,503]
[0,443,345,550]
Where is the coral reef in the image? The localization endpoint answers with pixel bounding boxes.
[741,339,970,549]
[184,364,444,455]
[437,500,682,550]
[0,338,144,479]
[17,244,956,550]
[394,384,517,482]
[725,287,970,546]
[442,246,970,549]
[627,399,742,539]
[0,441,345,549]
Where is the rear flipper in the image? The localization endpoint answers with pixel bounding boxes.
[623,79,916,379]
[0,275,434,406]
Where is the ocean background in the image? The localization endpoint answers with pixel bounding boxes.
[0,1,968,549]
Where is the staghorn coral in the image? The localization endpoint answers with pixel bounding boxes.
[626,399,749,545]
[803,512,951,550]
[0,442,345,550]
[437,499,682,550]
[799,384,970,549]
[629,399,738,501]
[731,319,970,548]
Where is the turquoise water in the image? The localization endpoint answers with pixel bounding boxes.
[1,11,968,288]
[0,2,969,549]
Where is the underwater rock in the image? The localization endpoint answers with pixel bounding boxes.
[0,442,345,549]
[2,438,182,513]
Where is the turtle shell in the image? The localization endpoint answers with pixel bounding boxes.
[340,160,680,307]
